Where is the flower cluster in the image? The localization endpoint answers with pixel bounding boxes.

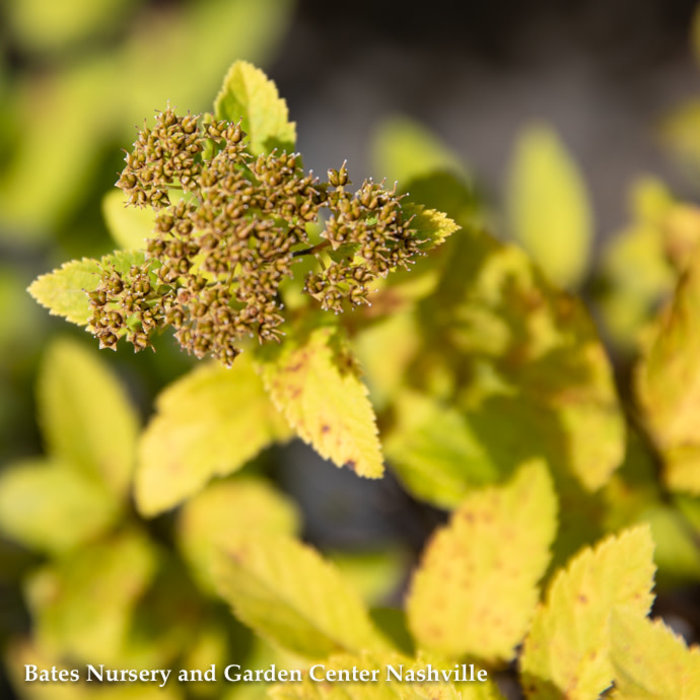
[89,108,426,365]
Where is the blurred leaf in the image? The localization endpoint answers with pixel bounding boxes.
[610,608,700,699]
[259,326,384,479]
[353,312,421,409]
[407,461,556,663]
[213,533,390,659]
[7,0,137,54]
[417,228,625,493]
[0,265,43,356]
[661,98,700,177]
[675,493,700,534]
[636,244,700,494]
[177,476,300,593]
[120,0,294,126]
[600,429,660,534]
[520,525,656,699]
[371,116,465,185]
[26,530,158,665]
[6,638,185,700]
[385,390,502,508]
[326,549,406,607]
[37,337,139,496]
[643,505,700,586]
[0,60,113,240]
[102,190,156,250]
[664,202,700,271]
[506,125,593,288]
[1,0,294,238]
[597,178,676,350]
[214,60,296,154]
[0,458,119,555]
[270,651,505,699]
[28,250,145,325]
[136,356,290,516]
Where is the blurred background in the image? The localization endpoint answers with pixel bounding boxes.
[3,0,700,697]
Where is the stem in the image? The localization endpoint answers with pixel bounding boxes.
[292,241,331,258]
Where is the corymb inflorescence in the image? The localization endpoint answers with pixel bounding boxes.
[88,108,426,365]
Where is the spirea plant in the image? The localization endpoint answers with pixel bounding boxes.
[2,60,699,699]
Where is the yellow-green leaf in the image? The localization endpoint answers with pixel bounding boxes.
[214,60,295,154]
[28,250,145,326]
[353,312,421,410]
[407,461,556,663]
[213,533,390,658]
[520,525,656,699]
[385,390,502,508]
[26,530,158,665]
[28,258,101,325]
[326,549,407,608]
[636,244,700,494]
[597,178,676,350]
[136,355,290,516]
[270,651,504,699]
[610,608,700,699]
[102,189,155,250]
[415,229,625,494]
[37,337,139,497]
[177,476,300,593]
[404,203,460,251]
[0,458,120,555]
[506,125,593,288]
[259,326,383,479]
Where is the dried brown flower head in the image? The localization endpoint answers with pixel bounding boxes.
[88,108,426,365]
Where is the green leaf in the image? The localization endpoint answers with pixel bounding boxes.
[506,125,593,288]
[520,525,656,699]
[385,390,502,508]
[28,249,145,326]
[415,228,625,494]
[0,458,120,555]
[371,116,466,186]
[213,533,390,658]
[37,337,139,497]
[177,476,300,593]
[259,326,384,479]
[26,530,158,665]
[610,608,700,699]
[269,651,505,699]
[102,189,155,250]
[407,461,557,663]
[636,244,700,494]
[214,60,295,154]
[136,355,290,516]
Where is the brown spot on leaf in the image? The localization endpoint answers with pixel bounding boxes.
[321,424,330,434]
[344,459,357,472]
